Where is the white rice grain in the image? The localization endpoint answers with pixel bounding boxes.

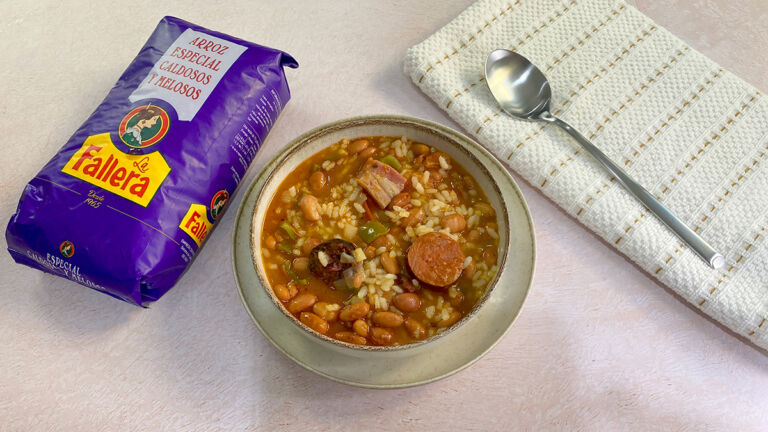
[487,226,499,239]
[438,155,451,170]
[467,214,480,228]
[412,176,425,194]
[317,250,330,267]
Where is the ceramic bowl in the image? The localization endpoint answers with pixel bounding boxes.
[233,115,535,386]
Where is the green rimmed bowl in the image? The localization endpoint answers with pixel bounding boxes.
[232,114,535,388]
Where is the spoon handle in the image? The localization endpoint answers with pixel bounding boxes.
[542,112,724,269]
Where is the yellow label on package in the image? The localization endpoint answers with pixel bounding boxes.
[179,204,212,246]
[62,133,171,207]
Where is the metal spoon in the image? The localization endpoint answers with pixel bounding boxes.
[485,49,724,269]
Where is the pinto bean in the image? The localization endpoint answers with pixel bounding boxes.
[448,287,464,308]
[312,302,339,322]
[474,202,495,217]
[299,195,321,221]
[301,237,322,255]
[353,319,369,337]
[412,143,429,155]
[286,282,299,299]
[300,312,329,334]
[424,152,444,169]
[359,146,377,159]
[462,260,476,280]
[287,293,317,314]
[309,170,328,193]
[401,207,425,227]
[264,234,277,250]
[292,257,309,272]
[339,302,370,321]
[389,192,411,209]
[372,311,404,327]
[335,331,367,345]
[370,327,394,345]
[370,235,391,249]
[442,214,466,233]
[349,139,370,154]
[379,252,399,275]
[353,272,365,289]
[273,283,296,302]
[427,170,442,187]
[393,293,421,312]
[404,317,426,339]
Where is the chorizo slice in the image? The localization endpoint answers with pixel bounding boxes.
[406,232,464,287]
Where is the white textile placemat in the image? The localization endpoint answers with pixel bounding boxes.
[405,0,768,349]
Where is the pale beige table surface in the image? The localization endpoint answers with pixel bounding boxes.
[1,1,767,430]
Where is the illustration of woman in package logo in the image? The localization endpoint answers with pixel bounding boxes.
[119,105,170,149]
[210,190,229,220]
[59,240,75,258]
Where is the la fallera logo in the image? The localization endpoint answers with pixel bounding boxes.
[118,104,170,149]
[60,240,75,258]
[210,190,229,220]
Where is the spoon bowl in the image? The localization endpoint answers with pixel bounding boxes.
[485,49,552,120]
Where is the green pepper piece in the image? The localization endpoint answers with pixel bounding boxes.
[358,220,389,244]
[344,295,362,305]
[311,164,320,173]
[282,259,299,280]
[277,241,293,254]
[379,155,402,171]
[279,222,296,240]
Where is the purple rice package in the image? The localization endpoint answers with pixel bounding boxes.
[6,16,297,305]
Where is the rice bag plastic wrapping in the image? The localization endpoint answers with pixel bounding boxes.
[5,16,297,305]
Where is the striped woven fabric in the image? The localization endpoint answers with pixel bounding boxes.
[405,0,768,349]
